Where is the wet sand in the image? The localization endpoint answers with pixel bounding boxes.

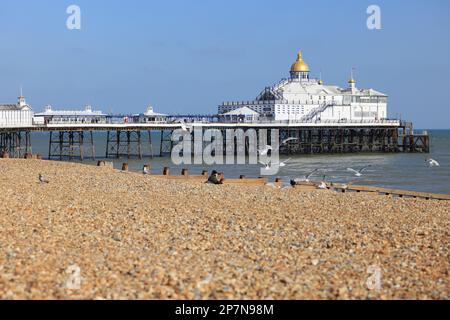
[0,159,448,299]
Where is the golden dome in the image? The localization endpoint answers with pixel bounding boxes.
[291,51,310,72]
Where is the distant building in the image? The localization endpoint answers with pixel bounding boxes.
[0,95,33,127]
[219,51,388,122]
[220,106,260,123]
[132,106,167,123]
[34,105,106,124]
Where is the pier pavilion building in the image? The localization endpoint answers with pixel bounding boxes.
[33,105,107,125]
[218,51,388,123]
[0,94,33,127]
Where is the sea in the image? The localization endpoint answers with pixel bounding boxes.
[29,130,450,194]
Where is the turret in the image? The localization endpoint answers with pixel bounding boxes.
[290,51,310,81]
[348,68,357,93]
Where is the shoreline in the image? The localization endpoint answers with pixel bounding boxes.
[0,158,448,299]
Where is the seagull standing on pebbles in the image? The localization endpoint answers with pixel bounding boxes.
[347,165,371,177]
[425,158,440,167]
[317,175,328,189]
[39,174,49,184]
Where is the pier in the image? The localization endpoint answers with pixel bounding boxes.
[0,118,429,160]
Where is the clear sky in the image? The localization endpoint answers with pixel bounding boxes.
[0,0,449,128]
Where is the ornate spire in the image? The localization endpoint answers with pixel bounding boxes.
[291,50,310,73]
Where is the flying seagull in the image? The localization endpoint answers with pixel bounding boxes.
[259,160,272,171]
[258,145,272,156]
[39,174,49,184]
[281,137,298,145]
[425,158,440,167]
[179,120,193,134]
[278,158,291,167]
[304,168,320,182]
[291,168,320,184]
[347,165,371,177]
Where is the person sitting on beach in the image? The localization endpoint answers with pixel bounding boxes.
[206,170,224,185]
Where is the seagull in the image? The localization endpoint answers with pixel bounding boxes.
[292,168,319,183]
[39,174,49,184]
[259,160,272,171]
[265,182,280,189]
[317,175,327,189]
[281,137,298,145]
[278,158,291,167]
[258,145,272,156]
[143,166,151,175]
[347,165,371,177]
[179,120,193,134]
[425,158,440,167]
[304,168,319,182]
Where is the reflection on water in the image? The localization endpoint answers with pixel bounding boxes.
[29,130,450,194]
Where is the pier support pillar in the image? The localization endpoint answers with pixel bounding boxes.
[0,130,31,158]
[106,130,152,159]
[159,130,174,156]
[48,130,95,161]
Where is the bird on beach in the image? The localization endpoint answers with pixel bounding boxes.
[39,174,49,184]
[179,120,193,134]
[281,137,298,145]
[258,145,272,156]
[425,158,440,167]
[143,166,151,175]
[317,175,328,189]
[347,165,371,177]
[265,182,281,189]
[341,183,349,190]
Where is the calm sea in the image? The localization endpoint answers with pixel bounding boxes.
[29,130,450,194]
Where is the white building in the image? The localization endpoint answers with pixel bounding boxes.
[132,106,167,123]
[221,106,260,123]
[34,105,106,124]
[219,51,388,122]
[0,95,33,127]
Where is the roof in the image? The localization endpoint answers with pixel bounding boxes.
[35,110,106,116]
[273,80,387,99]
[223,106,260,116]
[0,104,31,111]
[143,111,167,117]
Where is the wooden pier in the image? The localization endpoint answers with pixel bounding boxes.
[0,119,430,159]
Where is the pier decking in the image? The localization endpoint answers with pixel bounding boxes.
[0,118,429,159]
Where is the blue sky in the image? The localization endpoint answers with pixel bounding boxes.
[0,0,449,128]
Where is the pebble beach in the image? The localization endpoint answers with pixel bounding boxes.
[0,159,448,299]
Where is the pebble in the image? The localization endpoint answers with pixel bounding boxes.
[0,159,449,299]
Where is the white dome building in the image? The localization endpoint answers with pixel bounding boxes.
[219,51,388,123]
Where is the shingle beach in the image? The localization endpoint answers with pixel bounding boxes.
[0,159,448,299]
